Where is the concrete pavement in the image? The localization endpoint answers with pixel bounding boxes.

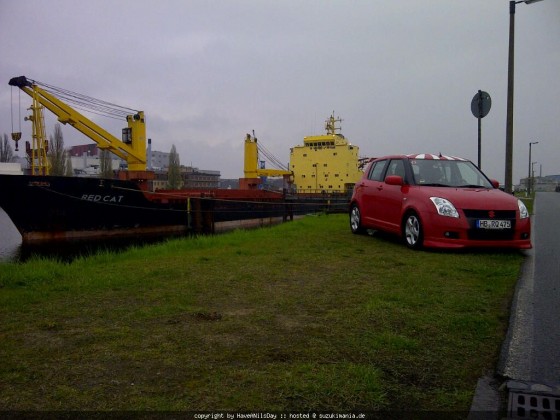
[471,192,560,418]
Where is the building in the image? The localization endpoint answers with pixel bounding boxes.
[67,144,124,175]
[68,144,98,158]
[519,175,560,193]
[151,167,221,191]
[220,179,239,189]
[0,162,23,175]
[182,167,220,189]
[151,172,170,191]
[148,150,171,170]
[289,114,363,193]
[67,144,221,189]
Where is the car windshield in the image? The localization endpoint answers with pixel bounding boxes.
[410,159,494,188]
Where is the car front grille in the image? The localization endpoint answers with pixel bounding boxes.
[463,210,516,219]
[463,209,517,241]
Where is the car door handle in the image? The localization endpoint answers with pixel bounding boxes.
[377,185,383,191]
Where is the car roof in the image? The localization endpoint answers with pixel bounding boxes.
[367,153,469,163]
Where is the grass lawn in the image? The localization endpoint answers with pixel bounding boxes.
[0,214,524,412]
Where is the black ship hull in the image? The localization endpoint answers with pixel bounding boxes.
[0,175,195,242]
[0,174,349,243]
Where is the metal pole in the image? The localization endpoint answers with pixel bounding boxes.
[478,116,482,169]
[478,90,482,169]
[532,161,537,193]
[528,141,538,195]
[505,1,516,193]
[528,142,532,195]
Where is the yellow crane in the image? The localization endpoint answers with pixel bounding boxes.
[9,76,150,178]
[242,131,292,189]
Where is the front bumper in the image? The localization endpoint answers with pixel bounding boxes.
[421,211,532,249]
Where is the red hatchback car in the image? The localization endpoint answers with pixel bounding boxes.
[349,154,532,249]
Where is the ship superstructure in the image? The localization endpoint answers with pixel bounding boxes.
[289,113,363,193]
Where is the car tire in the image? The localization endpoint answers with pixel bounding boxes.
[403,211,423,249]
[350,204,365,234]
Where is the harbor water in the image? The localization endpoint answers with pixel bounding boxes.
[0,207,22,262]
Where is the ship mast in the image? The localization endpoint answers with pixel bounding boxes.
[325,112,343,136]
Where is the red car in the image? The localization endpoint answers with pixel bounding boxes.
[349,154,532,249]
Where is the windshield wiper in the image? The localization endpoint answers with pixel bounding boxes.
[457,184,488,189]
[420,183,449,187]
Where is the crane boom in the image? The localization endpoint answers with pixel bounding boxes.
[244,133,292,178]
[9,76,147,172]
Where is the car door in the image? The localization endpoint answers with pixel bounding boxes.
[359,159,388,226]
[376,159,407,233]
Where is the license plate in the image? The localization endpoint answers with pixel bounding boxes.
[477,219,511,229]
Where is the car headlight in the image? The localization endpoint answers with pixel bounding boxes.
[518,199,529,219]
[430,197,459,218]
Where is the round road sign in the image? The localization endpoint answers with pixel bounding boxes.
[471,90,491,118]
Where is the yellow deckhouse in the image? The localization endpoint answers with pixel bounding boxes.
[290,113,363,193]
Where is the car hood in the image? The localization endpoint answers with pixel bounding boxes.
[416,186,519,210]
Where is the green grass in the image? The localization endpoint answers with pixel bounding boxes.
[0,214,524,412]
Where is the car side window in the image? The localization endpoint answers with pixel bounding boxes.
[385,159,405,180]
[367,160,387,181]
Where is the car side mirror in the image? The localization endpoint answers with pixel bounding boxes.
[490,179,500,189]
[385,175,404,186]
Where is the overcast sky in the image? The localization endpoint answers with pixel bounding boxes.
[1,0,558,181]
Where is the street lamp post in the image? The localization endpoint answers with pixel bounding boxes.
[527,141,538,195]
[504,0,545,194]
[531,161,538,193]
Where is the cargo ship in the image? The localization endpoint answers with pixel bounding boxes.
[2,76,352,243]
[0,173,311,242]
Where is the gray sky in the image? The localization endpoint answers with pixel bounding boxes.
[1,0,558,181]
